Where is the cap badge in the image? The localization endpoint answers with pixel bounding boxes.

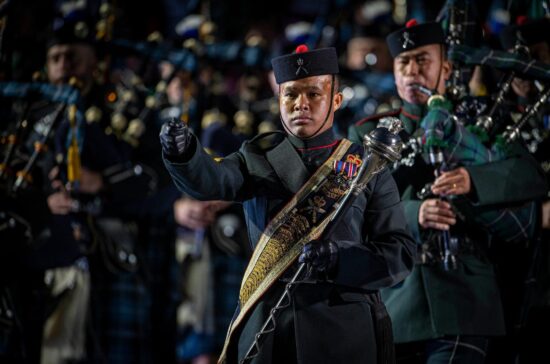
[295,57,309,76]
[402,31,415,48]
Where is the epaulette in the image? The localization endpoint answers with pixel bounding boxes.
[354,109,401,127]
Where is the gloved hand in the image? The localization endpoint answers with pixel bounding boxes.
[159,118,191,157]
[299,240,339,275]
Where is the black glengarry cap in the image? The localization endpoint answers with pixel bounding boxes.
[386,19,445,58]
[271,44,339,84]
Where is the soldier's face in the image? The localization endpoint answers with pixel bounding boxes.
[46,44,74,85]
[394,44,451,105]
[46,43,97,88]
[279,75,342,138]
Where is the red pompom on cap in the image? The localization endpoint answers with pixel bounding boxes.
[516,15,528,25]
[406,19,418,28]
[295,44,309,53]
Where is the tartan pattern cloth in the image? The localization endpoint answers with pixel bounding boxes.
[94,229,181,364]
[146,230,182,364]
[0,82,87,175]
[421,101,507,163]
[98,271,154,364]
[449,44,550,82]
[421,102,537,244]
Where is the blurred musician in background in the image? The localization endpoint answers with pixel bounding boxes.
[348,18,547,364]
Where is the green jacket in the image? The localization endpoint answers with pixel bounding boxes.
[348,101,548,342]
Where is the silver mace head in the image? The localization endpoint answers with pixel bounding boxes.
[363,116,404,163]
[346,117,404,195]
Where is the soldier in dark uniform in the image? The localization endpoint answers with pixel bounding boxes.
[0,13,130,363]
[160,44,416,364]
[348,19,548,364]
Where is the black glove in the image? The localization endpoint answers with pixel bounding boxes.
[159,118,191,157]
[299,240,339,276]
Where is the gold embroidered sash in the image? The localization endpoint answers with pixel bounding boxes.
[219,138,362,363]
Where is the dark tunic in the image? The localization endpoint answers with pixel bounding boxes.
[348,101,548,342]
[163,128,415,364]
